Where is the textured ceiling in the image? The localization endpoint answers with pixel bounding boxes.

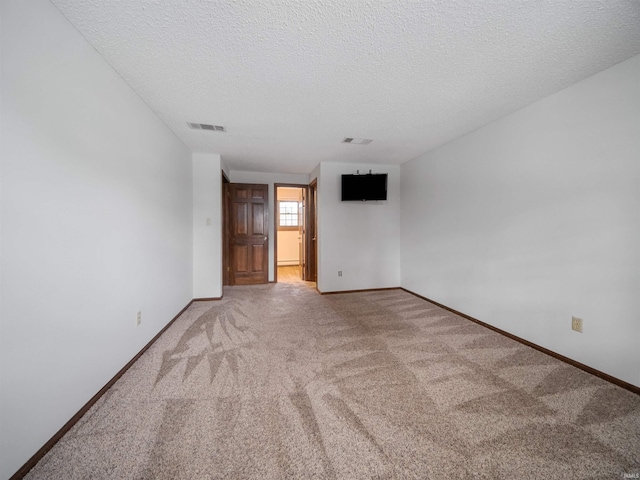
[51,0,640,174]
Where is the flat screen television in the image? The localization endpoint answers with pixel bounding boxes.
[341,173,387,201]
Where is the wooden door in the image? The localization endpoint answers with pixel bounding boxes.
[229,184,269,285]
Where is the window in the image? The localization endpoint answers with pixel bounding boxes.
[278,201,300,229]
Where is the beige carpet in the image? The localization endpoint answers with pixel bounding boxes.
[25,283,640,479]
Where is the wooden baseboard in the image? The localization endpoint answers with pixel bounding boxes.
[318,286,400,295]
[193,296,222,301]
[401,288,640,396]
[10,300,195,480]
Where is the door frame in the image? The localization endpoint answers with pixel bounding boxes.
[274,183,308,283]
[307,179,317,283]
[222,172,230,286]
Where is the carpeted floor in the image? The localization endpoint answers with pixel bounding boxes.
[25,283,640,479]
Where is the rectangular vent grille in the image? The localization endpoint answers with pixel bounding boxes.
[343,137,372,145]
[187,122,226,132]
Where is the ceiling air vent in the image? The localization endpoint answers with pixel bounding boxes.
[187,122,226,132]
[343,137,372,145]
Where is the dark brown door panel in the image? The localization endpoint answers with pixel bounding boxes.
[229,183,269,285]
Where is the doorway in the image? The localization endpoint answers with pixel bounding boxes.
[275,184,315,285]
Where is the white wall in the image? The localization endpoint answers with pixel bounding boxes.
[221,159,230,180]
[193,153,223,298]
[277,230,300,266]
[401,54,640,388]
[318,162,401,293]
[310,164,320,184]
[0,2,193,478]
[0,9,4,476]
[229,171,309,281]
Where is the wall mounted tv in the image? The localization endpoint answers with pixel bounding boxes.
[341,173,388,201]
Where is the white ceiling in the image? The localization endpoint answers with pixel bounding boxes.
[51,0,640,174]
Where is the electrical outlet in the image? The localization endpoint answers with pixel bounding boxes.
[136,311,142,326]
[338,271,342,277]
[571,316,583,333]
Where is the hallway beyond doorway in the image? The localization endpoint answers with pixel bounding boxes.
[277,266,315,286]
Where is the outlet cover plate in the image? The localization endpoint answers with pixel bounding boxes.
[571,316,583,333]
